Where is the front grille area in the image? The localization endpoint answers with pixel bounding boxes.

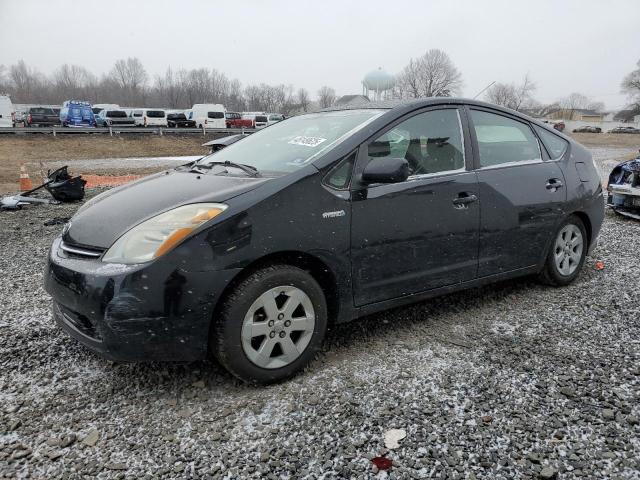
[60,241,105,259]
[55,303,102,341]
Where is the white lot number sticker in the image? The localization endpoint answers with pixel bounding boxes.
[288,136,327,147]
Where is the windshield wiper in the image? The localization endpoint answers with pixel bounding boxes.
[202,160,260,177]
[188,165,209,175]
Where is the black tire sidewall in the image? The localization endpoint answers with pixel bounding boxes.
[212,266,328,384]
[544,216,588,286]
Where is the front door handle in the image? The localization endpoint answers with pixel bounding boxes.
[546,178,564,190]
[452,192,478,209]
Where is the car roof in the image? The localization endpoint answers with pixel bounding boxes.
[317,97,525,115]
[316,97,570,138]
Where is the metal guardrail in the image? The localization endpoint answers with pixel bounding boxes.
[0,126,256,136]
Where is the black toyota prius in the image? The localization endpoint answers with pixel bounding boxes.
[45,99,604,383]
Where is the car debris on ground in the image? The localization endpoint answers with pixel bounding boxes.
[0,165,85,210]
[608,151,640,220]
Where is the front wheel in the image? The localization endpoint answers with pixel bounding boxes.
[539,215,587,286]
[211,265,327,384]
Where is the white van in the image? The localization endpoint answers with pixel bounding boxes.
[92,103,120,115]
[187,104,226,129]
[0,95,15,128]
[130,108,168,127]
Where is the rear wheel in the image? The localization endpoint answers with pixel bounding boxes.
[211,265,327,384]
[539,215,587,286]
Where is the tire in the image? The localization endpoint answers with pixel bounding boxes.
[539,215,588,286]
[211,265,328,384]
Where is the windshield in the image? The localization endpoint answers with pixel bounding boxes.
[146,110,165,118]
[168,113,186,120]
[255,115,268,122]
[198,109,384,173]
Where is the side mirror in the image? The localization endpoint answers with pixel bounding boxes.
[361,158,409,184]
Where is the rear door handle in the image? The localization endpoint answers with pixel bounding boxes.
[546,178,564,190]
[452,192,478,209]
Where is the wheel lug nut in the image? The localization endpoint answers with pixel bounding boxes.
[268,320,274,327]
[284,320,291,327]
[269,332,275,338]
[279,331,286,338]
[277,313,284,320]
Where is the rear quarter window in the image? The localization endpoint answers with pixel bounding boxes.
[533,125,569,160]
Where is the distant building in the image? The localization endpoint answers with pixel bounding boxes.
[548,108,604,122]
[335,95,370,107]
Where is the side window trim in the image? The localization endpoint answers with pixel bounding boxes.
[353,106,469,185]
[467,107,543,170]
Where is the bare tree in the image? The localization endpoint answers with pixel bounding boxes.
[622,59,640,109]
[559,92,602,119]
[9,60,48,102]
[52,64,97,101]
[317,86,336,108]
[486,74,536,111]
[296,88,310,112]
[395,49,462,98]
[109,57,148,104]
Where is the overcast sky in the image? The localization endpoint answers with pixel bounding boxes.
[1,0,638,110]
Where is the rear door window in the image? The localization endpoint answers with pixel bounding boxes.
[470,110,541,168]
[208,111,224,119]
[146,110,165,118]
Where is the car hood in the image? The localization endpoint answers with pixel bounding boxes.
[64,170,269,249]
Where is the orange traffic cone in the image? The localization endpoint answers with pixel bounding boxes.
[19,165,33,191]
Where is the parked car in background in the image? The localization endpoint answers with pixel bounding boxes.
[573,125,602,133]
[226,112,254,129]
[95,109,136,127]
[26,107,59,127]
[266,113,285,126]
[186,104,226,129]
[0,95,14,127]
[167,112,196,128]
[242,112,269,128]
[14,109,26,127]
[609,126,640,134]
[92,104,120,116]
[130,109,168,127]
[542,120,565,132]
[45,99,604,383]
[60,101,96,127]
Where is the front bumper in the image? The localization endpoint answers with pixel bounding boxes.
[45,236,241,362]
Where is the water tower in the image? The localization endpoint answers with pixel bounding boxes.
[362,67,395,101]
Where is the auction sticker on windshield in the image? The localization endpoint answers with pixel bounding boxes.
[288,136,327,147]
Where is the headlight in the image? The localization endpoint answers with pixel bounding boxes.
[102,203,227,264]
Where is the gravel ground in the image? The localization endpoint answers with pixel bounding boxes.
[1,160,639,479]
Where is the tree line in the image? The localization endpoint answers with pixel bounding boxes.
[1,53,639,118]
[0,58,331,115]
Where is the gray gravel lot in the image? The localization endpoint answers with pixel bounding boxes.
[1,152,639,479]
